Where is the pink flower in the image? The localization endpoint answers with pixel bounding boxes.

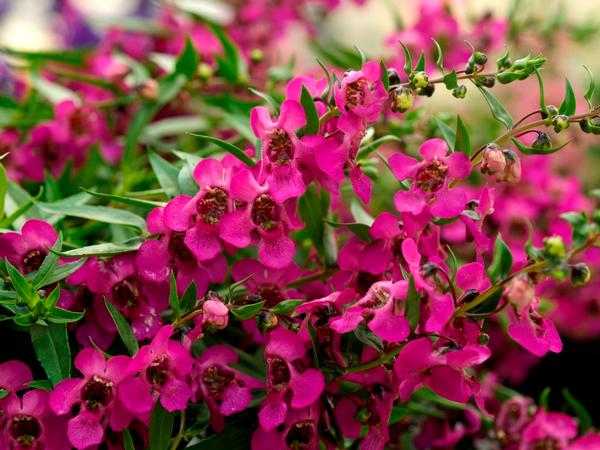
[0,360,32,393]
[120,325,194,413]
[202,298,229,331]
[52,100,105,150]
[330,280,411,343]
[334,61,387,123]
[390,138,471,218]
[193,345,263,431]
[258,328,324,431]
[519,410,578,450]
[2,390,68,450]
[252,405,320,450]
[0,219,58,274]
[507,301,562,357]
[251,99,307,202]
[393,337,491,403]
[49,348,132,449]
[220,168,299,268]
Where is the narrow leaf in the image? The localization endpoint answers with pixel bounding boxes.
[30,323,71,386]
[37,203,146,230]
[432,39,444,72]
[583,65,595,109]
[231,301,265,320]
[558,78,576,116]
[190,134,255,167]
[299,86,320,136]
[511,137,571,155]
[149,402,175,450]
[399,41,412,76]
[104,299,139,355]
[454,116,471,156]
[488,234,513,283]
[148,151,180,198]
[474,83,514,129]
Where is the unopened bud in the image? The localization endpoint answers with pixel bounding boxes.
[202,298,229,331]
[472,51,488,66]
[391,86,413,112]
[552,115,569,133]
[452,85,467,98]
[387,68,401,86]
[477,76,495,88]
[197,62,213,80]
[138,79,159,101]
[543,235,566,259]
[477,333,490,345]
[250,49,264,64]
[257,311,278,332]
[417,83,435,97]
[571,263,591,286]
[410,71,428,89]
[532,132,552,150]
[505,274,535,311]
[481,143,507,175]
[544,105,559,118]
[496,150,521,183]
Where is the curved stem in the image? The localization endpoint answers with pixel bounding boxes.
[169,410,186,450]
[344,345,402,374]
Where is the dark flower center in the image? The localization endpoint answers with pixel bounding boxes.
[111,277,142,311]
[268,357,291,390]
[415,160,448,193]
[146,355,170,388]
[251,194,280,231]
[391,236,406,262]
[284,420,315,449]
[361,286,390,309]
[345,79,368,108]
[168,231,196,264]
[22,248,46,273]
[9,414,42,447]
[38,138,61,163]
[202,365,235,396]
[529,438,561,450]
[69,109,89,137]
[81,375,114,411]
[196,187,228,225]
[356,271,380,295]
[266,129,294,165]
[256,284,284,308]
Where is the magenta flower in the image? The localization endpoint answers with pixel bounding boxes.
[285,76,328,116]
[330,280,411,343]
[251,99,307,202]
[52,100,105,151]
[0,360,32,393]
[334,61,387,123]
[416,405,481,449]
[136,205,227,295]
[507,301,562,357]
[393,337,491,403]
[519,410,578,450]
[120,325,194,413]
[390,138,471,218]
[0,219,58,274]
[162,158,232,261]
[193,345,263,431]
[1,390,68,450]
[258,328,324,431]
[49,348,132,449]
[252,405,320,450]
[219,168,299,268]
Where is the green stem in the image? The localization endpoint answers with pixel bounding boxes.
[344,346,402,374]
[169,410,186,450]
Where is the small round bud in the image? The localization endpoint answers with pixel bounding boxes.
[477,333,490,345]
[410,71,428,89]
[477,76,495,88]
[550,267,569,282]
[496,150,521,183]
[481,143,507,175]
[571,263,591,286]
[138,79,159,101]
[452,85,467,98]
[552,115,569,133]
[464,63,475,75]
[532,132,552,150]
[202,298,229,332]
[197,62,213,80]
[416,83,435,97]
[250,49,264,64]
[390,86,414,112]
[543,235,566,259]
[505,274,535,311]
[545,105,559,118]
[472,51,488,65]
[256,311,278,332]
[387,68,401,86]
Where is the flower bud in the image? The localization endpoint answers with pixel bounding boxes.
[550,267,569,282]
[250,49,264,64]
[481,143,507,175]
[257,311,278,332]
[452,85,467,98]
[476,76,495,88]
[552,114,569,133]
[391,86,414,112]
[203,298,229,331]
[532,132,552,150]
[571,263,591,286]
[410,71,428,89]
[543,235,566,259]
[496,150,521,183]
[387,68,401,86]
[505,274,535,311]
[197,62,213,80]
[477,333,490,345]
[472,51,488,65]
[544,104,559,118]
[417,83,435,97]
[138,79,159,101]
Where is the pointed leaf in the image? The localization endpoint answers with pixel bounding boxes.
[104,299,139,355]
[149,402,175,450]
[30,323,71,386]
[488,234,513,283]
[511,137,571,155]
[583,65,595,109]
[299,85,320,136]
[190,134,255,167]
[454,116,471,156]
[231,300,265,320]
[474,84,514,129]
[558,78,576,116]
[399,41,412,75]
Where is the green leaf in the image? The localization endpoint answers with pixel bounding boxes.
[27,380,53,391]
[405,276,420,331]
[562,388,593,433]
[474,83,514,129]
[443,70,457,90]
[454,116,471,156]
[248,87,280,114]
[534,68,547,114]
[231,301,265,320]
[469,288,503,314]
[148,151,181,197]
[323,220,371,242]
[380,60,390,90]
[58,240,142,257]
[559,78,576,116]
[80,188,165,209]
[488,234,513,283]
[123,430,135,450]
[414,52,426,72]
[298,86,320,136]
[539,386,551,409]
[399,41,412,75]
[0,164,7,220]
[30,323,71,386]
[5,260,37,304]
[30,72,80,104]
[433,117,457,151]
[357,135,401,160]
[190,134,255,167]
[432,39,444,72]
[169,272,180,320]
[30,259,86,287]
[30,233,62,289]
[186,411,257,450]
[496,48,510,71]
[298,186,328,259]
[104,299,139,355]
[174,37,199,78]
[37,203,146,230]
[0,186,43,229]
[583,65,595,109]
[179,281,198,315]
[149,402,175,450]
[143,116,207,141]
[270,299,304,315]
[47,307,85,324]
[209,24,248,84]
[511,137,571,155]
